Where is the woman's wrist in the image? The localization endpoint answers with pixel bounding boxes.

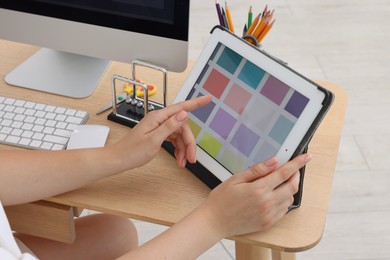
[194,201,230,240]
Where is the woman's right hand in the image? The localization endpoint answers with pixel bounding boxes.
[118,154,311,260]
[199,153,312,238]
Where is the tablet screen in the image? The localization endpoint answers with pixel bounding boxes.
[186,43,309,174]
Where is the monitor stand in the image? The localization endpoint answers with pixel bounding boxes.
[5,48,110,98]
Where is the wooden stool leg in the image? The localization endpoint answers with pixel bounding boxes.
[235,241,271,260]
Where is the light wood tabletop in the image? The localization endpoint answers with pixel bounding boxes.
[0,39,347,260]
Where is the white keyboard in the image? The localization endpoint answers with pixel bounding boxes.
[0,96,88,150]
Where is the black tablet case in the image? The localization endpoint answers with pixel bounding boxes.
[162,26,334,211]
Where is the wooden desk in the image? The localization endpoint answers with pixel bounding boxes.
[0,40,347,260]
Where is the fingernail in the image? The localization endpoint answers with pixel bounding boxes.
[176,111,187,122]
[304,154,312,163]
[264,157,277,166]
[182,158,187,167]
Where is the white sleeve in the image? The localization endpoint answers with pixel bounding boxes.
[0,202,38,260]
[0,249,37,260]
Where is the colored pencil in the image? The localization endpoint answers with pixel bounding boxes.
[242,23,247,37]
[262,4,268,18]
[222,8,229,30]
[215,0,224,27]
[225,1,235,32]
[245,13,260,36]
[258,19,275,43]
[247,6,253,28]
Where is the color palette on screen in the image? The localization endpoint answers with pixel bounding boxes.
[187,43,309,174]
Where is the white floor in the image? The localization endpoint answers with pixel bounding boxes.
[117,1,390,259]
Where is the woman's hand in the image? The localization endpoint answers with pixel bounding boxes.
[120,154,312,260]
[111,95,211,170]
[199,153,311,238]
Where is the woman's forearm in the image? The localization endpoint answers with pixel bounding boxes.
[0,96,211,206]
[0,147,122,205]
[119,204,224,260]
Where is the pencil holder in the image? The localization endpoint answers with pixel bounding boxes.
[107,60,167,127]
[242,35,261,48]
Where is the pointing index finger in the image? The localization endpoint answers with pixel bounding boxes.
[167,95,212,117]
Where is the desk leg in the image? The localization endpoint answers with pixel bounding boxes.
[235,242,296,260]
[271,250,296,260]
[235,242,270,259]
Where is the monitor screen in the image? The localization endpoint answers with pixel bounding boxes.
[0,0,189,42]
[0,0,190,98]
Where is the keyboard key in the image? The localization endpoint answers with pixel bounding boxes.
[66,124,78,131]
[44,105,56,112]
[21,131,34,139]
[44,112,56,120]
[25,116,36,123]
[32,125,44,132]
[5,135,20,144]
[11,129,23,136]
[30,140,42,148]
[0,127,12,134]
[11,121,23,129]
[56,121,67,129]
[24,108,36,116]
[40,142,53,150]
[52,143,65,150]
[34,103,46,110]
[35,118,46,125]
[75,111,87,118]
[43,134,68,145]
[66,116,83,124]
[4,105,15,112]
[4,98,15,105]
[43,127,55,135]
[1,120,12,127]
[19,138,31,146]
[53,129,73,138]
[45,120,57,127]
[32,132,44,140]
[14,100,25,107]
[54,107,66,114]
[21,123,34,131]
[24,101,35,108]
[4,112,15,120]
[34,111,46,118]
[65,109,76,116]
[55,114,66,121]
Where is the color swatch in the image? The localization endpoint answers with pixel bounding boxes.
[186,43,309,174]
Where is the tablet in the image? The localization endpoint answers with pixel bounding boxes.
[170,26,333,185]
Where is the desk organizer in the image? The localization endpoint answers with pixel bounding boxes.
[107,60,167,127]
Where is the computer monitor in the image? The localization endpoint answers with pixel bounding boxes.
[0,0,190,98]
